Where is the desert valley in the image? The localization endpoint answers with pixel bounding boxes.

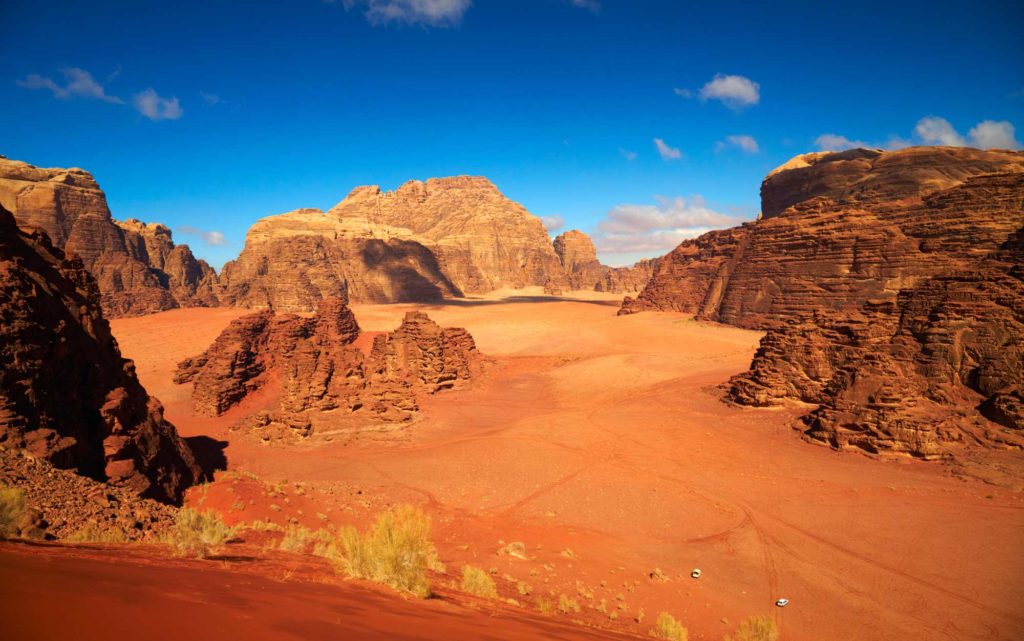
[1,3,1022,641]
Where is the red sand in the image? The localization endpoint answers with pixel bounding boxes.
[41,294,1024,640]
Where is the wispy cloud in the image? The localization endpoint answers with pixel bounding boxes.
[540,215,565,232]
[17,67,123,104]
[341,0,472,27]
[672,87,692,98]
[817,116,1021,152]
[619,147,638,161]
[178,226,227,246]
[200,92,223,106]
[698,73,760,109]
[653,138,682,160]
[134,88,183,121]
[592,195,740,256]
[568,0,600,11]
[715,134,759,154]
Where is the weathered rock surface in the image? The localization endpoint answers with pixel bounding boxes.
[621,147,1024,461]
[553,229,657,294]
[218,208,460,311]
[175,298,481,431]
[0,206,200,502]
[0,156,220,317]
[330,177,568,295]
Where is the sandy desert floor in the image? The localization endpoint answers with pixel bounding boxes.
[20,291,1020,641]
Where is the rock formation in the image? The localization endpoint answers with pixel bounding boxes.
[175,297,481,432]
[329,177,568,295]
[0,156,220,317]
[553,229,657,294]
[0,205,200,502]
[218,208,460,311]
[621,147,1024,461]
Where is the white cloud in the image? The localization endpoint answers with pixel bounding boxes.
[653,138,682,160]
[17,67,123,104]
[819,117,1021,152]
[699,73,760,109]
[178,226,227,246]
[618,147,637,161]
[673,87,692,98]
[342,0,471,26]
[914,116,966,146]
[540,215,565,232]
[716,134,760,154]
[134,88,183,121]
[592,195,740,255]
[814,133,871,151]
[967,120,1021,150]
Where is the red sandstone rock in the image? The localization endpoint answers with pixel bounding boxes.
[0,205,200,502]
[175,299,481,431]
[0,156,220,317]
[553,229,657,294]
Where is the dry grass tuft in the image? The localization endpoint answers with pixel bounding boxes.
[558,593,581,614]
[651,612,688,641]
[0,486,27,538]
[167,507,235,558]
[725,616,778,641]
[461,565,498,598]
[66,523,129,543]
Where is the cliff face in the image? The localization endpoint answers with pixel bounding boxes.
[0,206,200,502]
[553,229,657,294]
[329,177,568,295]
[219,208,460,311]
[174,298,481,432]
[621,147,1024,461]
[0,156,220,317]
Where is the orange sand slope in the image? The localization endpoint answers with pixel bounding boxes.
[104,293,1023,641]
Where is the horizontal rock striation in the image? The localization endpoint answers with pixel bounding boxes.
[175,298,481,430]
[0,206,200,502]
[0,156,220,317]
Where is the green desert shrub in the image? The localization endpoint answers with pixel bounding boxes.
[461,565,498,598]
[0,486,27,538]
[652,612,688,641]
[725,616,778,641]
[168,507,235,558]
[332,504,440,598]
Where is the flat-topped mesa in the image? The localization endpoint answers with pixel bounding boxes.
[0,156,221,317]
[329,175,568,295]
[174,298,482,433]
[553,229,658,294]
[218,207,461,310]
[0,206,200,503]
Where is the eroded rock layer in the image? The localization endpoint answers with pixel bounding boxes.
[553,229,657,294]
[0,156,219,317]
[0,206,200,502]
[621,147,1023,460]
[175,298,481,430]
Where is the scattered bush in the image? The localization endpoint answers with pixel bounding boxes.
[516,581,532,596]
[0,486,27,538]
[461,565,498,598]
[725,616,778,641]
[66,523,129,543]
[168,507,235,558]
[333,504,440,598]
[279,524,313,553]
[537,595,555,615]
[651,612,688,641]
[558,593,581,614]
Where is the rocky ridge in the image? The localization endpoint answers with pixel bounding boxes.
[553,229,657,294]
[621,147,1024,461]
[174,297,481,436]
[0,205,200,502]
[0,156,220,317]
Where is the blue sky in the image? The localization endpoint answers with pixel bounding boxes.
[1,1,1022,267]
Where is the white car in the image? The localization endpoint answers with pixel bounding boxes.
[690,568,702,579]
[776,598,789,607]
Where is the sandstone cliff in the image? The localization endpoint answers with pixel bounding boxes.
[175,298,481,434]
[621,147,1024,461]
[329,177,568,295]
[0,156,220,317]
[218,208,460,311]
[553,229,657,294]
[0,206,200,502]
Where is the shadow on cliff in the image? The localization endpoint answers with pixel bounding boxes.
[184,435,228,479]
[361,239,464,301]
